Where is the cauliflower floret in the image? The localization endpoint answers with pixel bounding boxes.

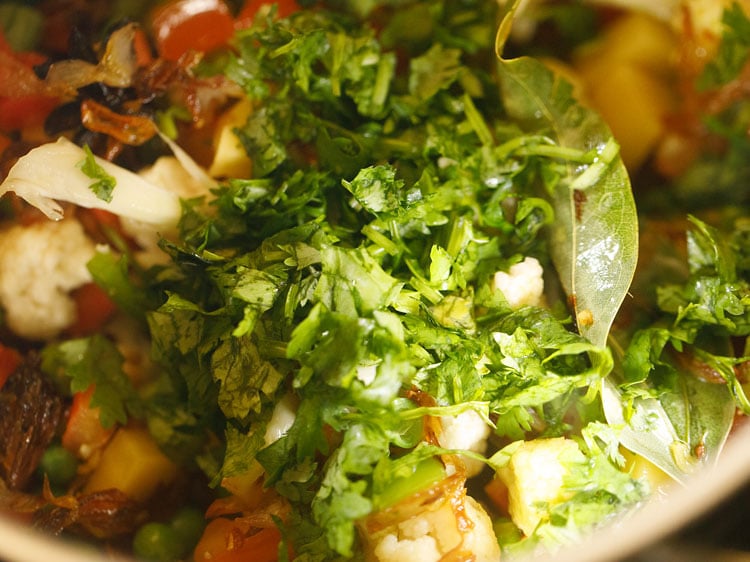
[438,409,491,477]
[492,256,545,309]
[0,219,96,340]
[496,437,584,536]
[369,492,500,562]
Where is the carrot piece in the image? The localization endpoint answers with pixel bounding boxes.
[194,519,285,562]
[62,386,115,458]
[484,476,510,515]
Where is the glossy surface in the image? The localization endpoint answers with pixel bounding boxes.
[1,422,749,561]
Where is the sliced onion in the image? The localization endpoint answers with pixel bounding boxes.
[0,137,182,230]
[45,23,140,93]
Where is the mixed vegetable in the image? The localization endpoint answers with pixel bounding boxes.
[0,0,749,561]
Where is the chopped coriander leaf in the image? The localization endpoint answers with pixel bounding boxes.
[41,335,142,428]
[9,2,750,561]
[77,144,117,203]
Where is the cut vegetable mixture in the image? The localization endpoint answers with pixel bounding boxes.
[0,1,749,561]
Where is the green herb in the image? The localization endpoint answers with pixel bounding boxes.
[78,144,117,203]
[41,335,142,428]
[697,2,750,91]
[70,1,744,559]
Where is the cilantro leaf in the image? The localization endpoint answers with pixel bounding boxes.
[41,335,141,428]
[697,2,750,90]
[212,335,284,420]
[77,144,116,203]
[495,37,637,347]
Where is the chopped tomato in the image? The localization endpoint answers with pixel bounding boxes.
[193,519,284,562]
[0,344,22,391]
[62,386,115,458]
[132,26,155,68]
[67,282,117,337]
[75,207,135,248]
[0,30,59,131]
[0,132,11,155]
[150,0,235,61]
[0,95,59,131]
[79,208,123,232]
[235,0,301,28]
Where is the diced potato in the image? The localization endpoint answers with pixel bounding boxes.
[573,12,678,170]
[84,426,177,502]
[208,98,253,179]
[496,437,583,536]
[621,448,673,494]
[575,12,678,75]
[581,64,674,170]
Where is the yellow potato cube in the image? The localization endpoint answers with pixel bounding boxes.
[573,12,678,170]
[575,12,678,76]
[84,426,177,502]
[209,98,253,179]
[622,448,674,494]
[496,437,583,536]
[580,64,674,170]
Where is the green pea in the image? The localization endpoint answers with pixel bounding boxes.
[39,445,78,487]
[169,506,205,550]
[132,522,182,562]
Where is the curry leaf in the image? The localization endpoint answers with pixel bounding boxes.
[493,2,706,481]
[659,374,735,466]
[495,2,637,347]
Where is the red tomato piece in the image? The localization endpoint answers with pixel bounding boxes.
[0,95,59,131]
[0,343,22,390]
[150,0,235,61]
[0,132,11,155]
[67,282,117,337]
[235,0,300,28]
[0,30,59,131]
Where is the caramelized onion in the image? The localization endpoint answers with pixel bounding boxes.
[80,99,157,146]
[45,23,140,94]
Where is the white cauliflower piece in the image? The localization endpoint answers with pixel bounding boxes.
[370,493,500,562]
[0,219,96,340]
[438,409,491,477]
[492,256,545,309]
[496,437,584,536]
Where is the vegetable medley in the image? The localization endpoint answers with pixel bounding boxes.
[0,0,749,560]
